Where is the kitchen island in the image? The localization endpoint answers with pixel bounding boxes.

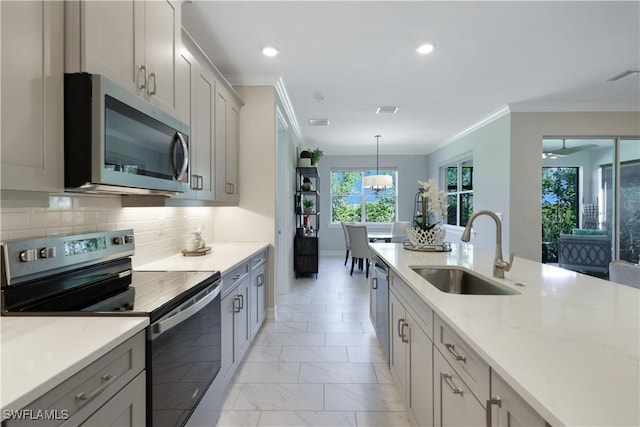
[370,242,639,427]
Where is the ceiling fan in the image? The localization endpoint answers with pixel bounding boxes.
[543,139,597,157]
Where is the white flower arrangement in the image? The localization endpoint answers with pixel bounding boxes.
[415,179,449,231]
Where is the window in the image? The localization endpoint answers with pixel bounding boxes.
[541,167,579,262]
[331,170,397,223]
[443,160,473,227]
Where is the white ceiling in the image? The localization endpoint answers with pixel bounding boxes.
[182,1,640,156]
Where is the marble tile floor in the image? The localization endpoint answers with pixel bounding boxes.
[216,255,411,427]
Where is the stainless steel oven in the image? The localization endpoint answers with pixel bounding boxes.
[1,230,220,427]
[64,73,190,195]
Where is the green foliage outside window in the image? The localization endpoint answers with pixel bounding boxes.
[541,167,578,261]
[331,170,397,223]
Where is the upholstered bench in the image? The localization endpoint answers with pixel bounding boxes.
[557,233,611,278]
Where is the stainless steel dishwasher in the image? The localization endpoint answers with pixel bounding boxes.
[372,255,390,365]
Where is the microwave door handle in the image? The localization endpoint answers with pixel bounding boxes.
[149,283,220,340]
[173,132,189,181]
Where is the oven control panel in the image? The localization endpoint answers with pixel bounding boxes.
[1,229,135,286]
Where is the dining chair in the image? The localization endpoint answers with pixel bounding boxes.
[340,222,352,265]
[391,221,410,243]
[345,224,374,278]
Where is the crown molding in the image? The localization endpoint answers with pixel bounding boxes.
[427,105,511,154]
[274,77,303,145]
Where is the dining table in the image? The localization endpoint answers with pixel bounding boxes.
[368,232,393,243]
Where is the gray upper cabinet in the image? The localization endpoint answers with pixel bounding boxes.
[1,0,64,193]
[65,0,183,119]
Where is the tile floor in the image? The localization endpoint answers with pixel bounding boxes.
[216,255,411,427]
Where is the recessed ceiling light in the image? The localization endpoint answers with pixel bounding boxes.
[261,46,279,57]
[416,43,435,55]
[308,119,329,126]
[376,106,399,114]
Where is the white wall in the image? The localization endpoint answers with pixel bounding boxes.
[426,114,512,253]
[316,154,429,253]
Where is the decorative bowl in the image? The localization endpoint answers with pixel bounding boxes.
[407,227,446,248]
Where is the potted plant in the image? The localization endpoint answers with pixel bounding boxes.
[298,150,312,167]
[303,199,315,214]
[310,148,323,166]
[301,177,313,191]
[407,180,449,248]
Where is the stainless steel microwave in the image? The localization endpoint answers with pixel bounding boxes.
[64,73,190,195]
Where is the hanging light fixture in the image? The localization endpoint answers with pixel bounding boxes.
[363,135,393,192]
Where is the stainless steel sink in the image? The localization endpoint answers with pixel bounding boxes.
[411,267,519,295]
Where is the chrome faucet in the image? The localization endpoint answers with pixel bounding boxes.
[461,210,514,278]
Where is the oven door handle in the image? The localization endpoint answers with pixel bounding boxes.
[149,281,220,340]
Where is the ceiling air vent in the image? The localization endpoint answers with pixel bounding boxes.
[606,70,640,82]
[308,119,329,126]
[376,106,399,114]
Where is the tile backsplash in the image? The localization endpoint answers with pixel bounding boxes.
[0,194,215,266]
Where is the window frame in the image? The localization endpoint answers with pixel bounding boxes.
[329,168,399,224]
[441,159,474,227]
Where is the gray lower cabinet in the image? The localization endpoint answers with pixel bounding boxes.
[220,250,269,387]
[79,372,145,427]
[250,255,267,340]
[434,348,484,426]
[220,265,250,383]
[5,331,145,427]
[381,269,549,427]
[488,371,548,427]
[389,276,434,427]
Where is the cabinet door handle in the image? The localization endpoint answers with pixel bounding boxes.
[257,273,265,287]
[401,322,409,343]
[148,72,157,95]
[441,372,464,395]
[445,343,467,362]
[486,396,502,427]
[233,296,241,313]
[397,318,405,338]
[75,374,115,404]
[372,277,378,289]
[137,64,147,89]
[238,294,244,310]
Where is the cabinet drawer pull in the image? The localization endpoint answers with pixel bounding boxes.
[445,343,467,362]
[401,322,409,343]
[486,396,502,427]
[372,277,378,289]
[75,374,114,404]
[441,372,464,395]
[233,274,241,280]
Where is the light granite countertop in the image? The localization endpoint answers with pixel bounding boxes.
[370,242,639,427]
[0,316,149,413]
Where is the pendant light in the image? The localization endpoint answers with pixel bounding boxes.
[363,135,393,191]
